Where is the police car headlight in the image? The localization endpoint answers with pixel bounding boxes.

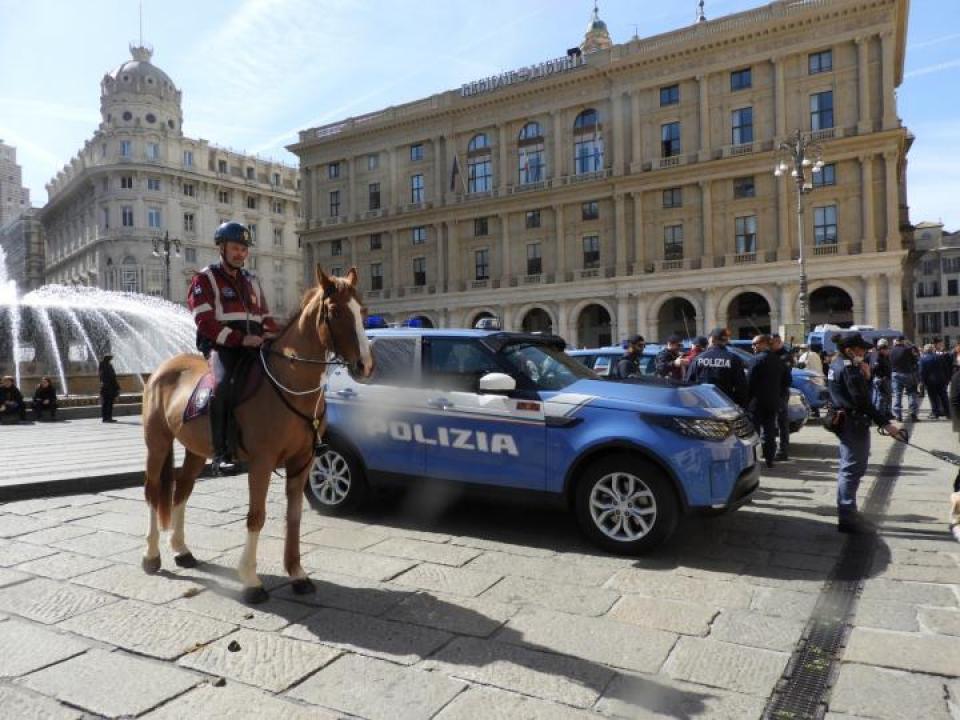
[645,414,732,441]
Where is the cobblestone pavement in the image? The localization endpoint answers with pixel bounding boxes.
[0,419,957,718]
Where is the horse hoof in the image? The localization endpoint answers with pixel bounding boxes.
[141,555,161,574]
[291,578,316,595]
[174,552,198,568]
[242,586,269,605]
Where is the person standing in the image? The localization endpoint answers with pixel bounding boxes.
[0,376,27,422]
[32,377,58,421]
[687,328,748,408]
[771,334,793,461]
[654,335,685,381]
[920,343,950,419]
[868,338,892,417]
[748,335,788,468]
[98,354,120,423]
[613,335,646,379]
[950,353,960,542]
[890,336,920,422]
[827,334,902,533]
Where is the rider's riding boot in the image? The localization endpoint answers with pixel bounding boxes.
[209,389,237,476]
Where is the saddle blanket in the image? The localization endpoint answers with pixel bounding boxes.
[182,357,265,425]
[183,372,216,423]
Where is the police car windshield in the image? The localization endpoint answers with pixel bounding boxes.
[501,342,596,390]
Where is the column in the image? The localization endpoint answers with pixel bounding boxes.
[632,191,645,273]
[880,31,897,130]
[865,274,880,327]
[391,230,401,292]
[703,289,718,336]
[500,212,511,285]
[856,36,873,134]
[777,176,791,260]
[302,167,313,225]
[616,295,629,343]
[773,57,786,139]
[388,147,399,209]
[554,203,566,282]
[886,272,904,329]
[433,136,443,205]
[635,295,649,340]
[349,234,357,269]
[552,110,564,179]
[698,74,711,161]
[498,124,509,193]
[884,151,901,250]
[612,91,625,176]
[860,155,876,253]
[614,193,627,276]
[630,90,643,172]
[447,220,460,292]
[778,282,797,327]
[346,157,356,219]
[700,180,713,266]
[433,222,445,291]
[556,300,570,344]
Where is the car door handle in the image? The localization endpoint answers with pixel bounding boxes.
[336,388,358,399]
[427,397,452,409]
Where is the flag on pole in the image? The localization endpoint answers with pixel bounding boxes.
[450,154,461,193]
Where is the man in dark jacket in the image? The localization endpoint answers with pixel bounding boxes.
[868,338,892,417]
[614,335,646,379]
[32,377,57,421]
[920,344,950,419]
[654,335,685,381]
[890,336,920,421]
[770,334,794,460]
[0,375,27,422]
[748,335,789,468]
[687,328,748,407]
[828,334,902,533]
[98,354,120,423]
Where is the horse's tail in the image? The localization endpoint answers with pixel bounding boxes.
[145,443,175,530]
[142,371,175,530]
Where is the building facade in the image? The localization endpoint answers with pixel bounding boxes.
[0,140,31,230]
[42,47,303,315]
[0,209,44,292]
[912,221,960,347]
[291,0,911,346]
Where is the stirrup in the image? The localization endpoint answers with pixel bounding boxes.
[212,455,239,476]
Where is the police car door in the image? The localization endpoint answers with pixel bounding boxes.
[419,337,546,490]
[325,335,426,476]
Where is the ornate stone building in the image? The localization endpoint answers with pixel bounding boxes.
[291,0,911,345]
[912,221,960,346]
[42,47,302,314]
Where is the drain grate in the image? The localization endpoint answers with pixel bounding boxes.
[762,433,908,720]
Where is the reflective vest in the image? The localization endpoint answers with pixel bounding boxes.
[187,263,278,349]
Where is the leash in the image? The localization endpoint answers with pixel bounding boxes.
[877,425,960,492]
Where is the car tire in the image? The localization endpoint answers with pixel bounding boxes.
[574,453,679,555]
[304,438,368,515]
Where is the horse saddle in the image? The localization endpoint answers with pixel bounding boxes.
[183,357,264,424]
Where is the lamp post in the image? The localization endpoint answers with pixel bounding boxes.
[151,231,181,301]
[774,130,824,332]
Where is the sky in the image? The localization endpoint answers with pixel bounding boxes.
[1,0,958,227]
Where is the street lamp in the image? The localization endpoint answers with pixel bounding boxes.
[152,230,181,301]
[774,129,824,332]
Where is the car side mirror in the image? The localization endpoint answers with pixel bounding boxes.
[478,372,516,393]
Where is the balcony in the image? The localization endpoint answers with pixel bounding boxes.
[561,168,612,185]
[655,155,686,170]
[810,128,837,142]
[653,258,700,272]
[522,274,543,285]
[364,209,385,220]
[723,143,755,158]
[471,279,491,290]
[323,216,346,227]
[811,241,849,257]
[726,251,758,266]
[507,180,551,195]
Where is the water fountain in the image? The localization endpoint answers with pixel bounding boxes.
[0,245,195,396]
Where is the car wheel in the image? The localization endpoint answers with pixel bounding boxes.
[574,453,679,555]
[304,439,368,515]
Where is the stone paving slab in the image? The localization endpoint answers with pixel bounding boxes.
[14,523,97,546]
[0,618,89,677]
[435,685,606,720]
[466,551,617,587]
[481,574,620,616]
[70,563,205,604]
[595,672,768,719]
[13,550,113,580]
[300,545,417,581]
[169,586,316,632]
[851,598,920,631]
[299,525,389,550]
[49,529,143,558]
[608,594,719,636]
[918,607,960,636]
[143,681,340,719]
[829,663,953,720]
[366,535,482,567]
[390,562,503,597]
[20,648,200,718]
[0,576,118,624]
[0,685,84,720]
[286,653,466,720]
[0,538,58,566]
[663,636,790,697]
[0,565,30,587]
[843,627,960,677]
[708,609,806,652]
[383,589,518,637]
[604,568,754,609]
[271,569,412,617]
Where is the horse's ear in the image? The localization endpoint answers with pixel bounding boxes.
[345,267,358,288]
[316,264,335,294]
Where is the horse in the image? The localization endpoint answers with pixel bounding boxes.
[141,265,373,603]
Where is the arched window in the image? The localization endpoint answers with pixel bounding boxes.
[518,122,545,185]
[467,133,492,193]
[573,109,603,175]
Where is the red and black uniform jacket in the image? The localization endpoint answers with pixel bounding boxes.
[187,263,278,352]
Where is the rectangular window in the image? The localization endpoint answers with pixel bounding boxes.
[120,140,131,157]
[102,207,109,229]
[272,200,284,214]
[120,175,133,189]
[811,90,834,131]
[218,190,230,204]
[101,143,107,158]
[244,167,254,180]
[367,154,379,170]
[475,249,490,281]
[147,177,161,191]
[733,176,756,199]
[735,215,758,254]
[410,174,424,203]
[330,266,343,278]
[183,183,195,197]
[146,142,160,160]
[664,225,684,260]
[247,196,257,210]
[474,217,488,237]
[814,205,838,245]
[412,226,426,245]
[413,257,426,286]
[331,239,342,257]
[809,50,833,75]
[949,278,958,296]
[183,150,194,166]
[328,162,340,179]
[147,207,162,229]
[185,247,196,263]
[371,263,383,290]
[369,233,382,250]
[368,182,381,210]
[660,84,680,106]
[467,156,492,193]
[527,242,542,276]
[731,107,754,145]
[183,212,195,232]
[121,269,139,293]
[525,210,541,229]
[248,224,257,243]
[662,187,682,208]
[329,190,340,217]
[661,122,681,158]
[582,235,600,269]
[122,206,134,227]
[812,163,837,187]
[730,68,752,91]
[582,201,599,221]
[272,172,281,186]
[410,143,424,161]
[273,227,283,247]
[218,159,228,173]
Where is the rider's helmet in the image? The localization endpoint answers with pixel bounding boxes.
[214,221,252,246]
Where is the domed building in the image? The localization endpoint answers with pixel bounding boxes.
[581,2,613,54]
[42,45,302,315]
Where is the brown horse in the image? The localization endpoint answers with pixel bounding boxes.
[141,266,373,603]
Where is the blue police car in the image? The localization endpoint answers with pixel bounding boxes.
[307,329,760,554]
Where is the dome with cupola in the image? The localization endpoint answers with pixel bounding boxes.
[581,1,613,53]
[99,45,183,134]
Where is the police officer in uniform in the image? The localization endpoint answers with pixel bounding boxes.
[187,221,278,474]
[614,335,646,379]
[827,333,902,533]
[687,328,748,408]
[748,335,789,468]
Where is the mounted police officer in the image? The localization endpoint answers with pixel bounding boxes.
[686,328,748,408]
[187,221,278,475]
[827,333,902,533]
[614,335,646,379]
